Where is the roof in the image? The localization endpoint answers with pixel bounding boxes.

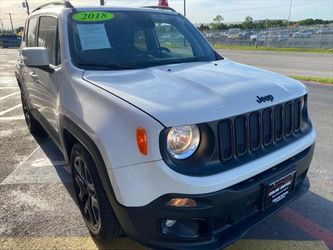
[29,4,178,18]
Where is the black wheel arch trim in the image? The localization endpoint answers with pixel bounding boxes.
[59,116,124,215]
[15,72,23,89]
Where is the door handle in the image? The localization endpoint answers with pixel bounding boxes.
[17,61,24,67]
[29,72,38,82]
[18,56,25,67]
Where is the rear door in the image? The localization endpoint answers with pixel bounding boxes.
[22,17,39,106]
[34,15,61,134]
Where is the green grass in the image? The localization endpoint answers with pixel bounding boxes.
[289,75,333,84]
[214,45,333,54]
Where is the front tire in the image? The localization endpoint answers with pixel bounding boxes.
[70,143,124,240]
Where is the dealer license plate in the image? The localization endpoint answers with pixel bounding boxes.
[263,170,296,210]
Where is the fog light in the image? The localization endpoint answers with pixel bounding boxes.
[166,198,197,207]
[165,219,177,227]
[160,219,200,239]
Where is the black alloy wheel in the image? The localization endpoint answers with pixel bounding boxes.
[72,154,101,232]
[70,143,123,240]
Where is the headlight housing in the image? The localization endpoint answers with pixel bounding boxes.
[166,125,200,160]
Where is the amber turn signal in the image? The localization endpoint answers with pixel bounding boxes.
[137,128,148,155]
[166,198,197,207]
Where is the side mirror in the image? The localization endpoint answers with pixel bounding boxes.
[22,47,53,72]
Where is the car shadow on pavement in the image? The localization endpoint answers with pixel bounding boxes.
[31,130,76,201]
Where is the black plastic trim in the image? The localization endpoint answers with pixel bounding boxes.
[58,116,131,232]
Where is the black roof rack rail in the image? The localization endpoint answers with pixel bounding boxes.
[32,1,73,13]
[142,6,176,12]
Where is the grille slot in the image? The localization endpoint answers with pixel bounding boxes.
[249,113,260,151]
[235,116,247,156]
[218,98,304,163]
[294,99,301,132]
[262,109,273,146]
[219,120,233,161]
[284,102,292,136]
[274,106,283,141]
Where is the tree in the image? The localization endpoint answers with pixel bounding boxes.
[210,15,226,31]
[243,16,254,29]
[198,24,210,32]
[16,26,24,33]
[213,15,224,23]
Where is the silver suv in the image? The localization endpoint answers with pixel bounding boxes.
[16,2,316,249]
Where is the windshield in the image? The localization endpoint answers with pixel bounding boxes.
[68,10,217,70]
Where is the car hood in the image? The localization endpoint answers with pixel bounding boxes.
[83,59,307,127]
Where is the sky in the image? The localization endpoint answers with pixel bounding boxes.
[0,0,332,29]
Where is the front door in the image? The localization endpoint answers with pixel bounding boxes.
[34,16,61,133]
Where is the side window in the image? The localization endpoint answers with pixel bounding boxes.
[27,18,38,47]
[38,16,60,66]
[154,23,193,56]
[56,34,61,66]
[134,30,147,50]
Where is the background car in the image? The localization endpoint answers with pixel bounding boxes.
[293,31,312,38]
[0,34,22,48]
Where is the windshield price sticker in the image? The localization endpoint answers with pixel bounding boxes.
[73,12,114,22]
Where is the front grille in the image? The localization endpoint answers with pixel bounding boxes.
[219,98,304,162]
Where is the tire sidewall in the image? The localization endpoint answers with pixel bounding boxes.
[70,144,103,235]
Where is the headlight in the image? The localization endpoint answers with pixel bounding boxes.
[167,125,200,160]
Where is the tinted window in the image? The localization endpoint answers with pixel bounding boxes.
[155,23,193,56]
[69,11,215,70]
[38,16,59,65]
[134,30,147,50]
[27,18,38,47]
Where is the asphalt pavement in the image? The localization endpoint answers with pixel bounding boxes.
[217,50,333,78]
[0,48,332,250]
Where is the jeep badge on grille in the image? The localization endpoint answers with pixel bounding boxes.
[256,95,274,103]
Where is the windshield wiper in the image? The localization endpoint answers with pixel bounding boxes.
[77,62,135,70]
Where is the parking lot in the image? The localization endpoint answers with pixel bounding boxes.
[205,28,333,49]
[0,48,332,250]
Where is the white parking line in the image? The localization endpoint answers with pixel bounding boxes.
[0,86,19,89]
[0,104,22,116]
[0,91,20,101]
[6,146,40,173]
[0,115,24,121]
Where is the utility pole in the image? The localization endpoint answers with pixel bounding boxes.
[22,0,30,15]
[184,0,186,16]
[0,17,4,31]
[25,0,30,15]
[8,13,14,33]
[287,0,293,29]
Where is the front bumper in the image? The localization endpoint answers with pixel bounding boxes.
[112,144,314,250]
